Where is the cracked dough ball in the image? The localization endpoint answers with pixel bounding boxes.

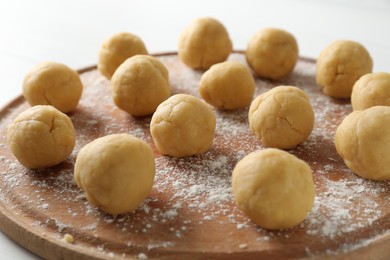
[111,55,170,116]
[232,148,315,230]
[316,40,373,98]
[335,106,390,180]
[178,17,232,70]
[23,62,83,113]
[150,94,216,157]
[74,134,155,214]
[7,105,75,169]
[246,28,298,80]
[249,86,314,149]
[351,72,390,111]
[98,32,148,79]
[199,61,255,110]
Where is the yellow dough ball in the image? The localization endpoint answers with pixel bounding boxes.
[23,62,83,113]
[232,148,315,230]
[150,94,216,157]
[316,40,373,98]
[7,105,75,169]
[74,134,156,214]
[246,28,299,80]
[111,55,171,116]
[335,106,390,180]
[178,17,232,70]
[249,86,314,149]
[199,61,255,110]
[98,32,148,79]
[351,72,390,111]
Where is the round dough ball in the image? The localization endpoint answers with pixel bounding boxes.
[111,55,171,116]
[246,28,299,80]
[98,32,148,79]
[150,94,216,157]
[74,134,155,214]
[199,61,255,110]
[249,86,314,149]
[351,72,390,111]
[178,17,232,70]
[316,40,373,98]
[232,148,315,230]
[335,106,390,180]
[23,62,83,113]
[7,105,75,169]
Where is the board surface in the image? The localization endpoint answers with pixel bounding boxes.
[0,52,389,259]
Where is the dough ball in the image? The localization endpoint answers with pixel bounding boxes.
[351,72,390,111]
[178,17,232,70]
[335,106,390,180]
[23,62,83,113]
[7,105,75,169]
[232,148,315,230]
[150,94,216,157]
[74,134,155,214]
[98,32,148,79]
[316,40,373,98]
[246,28,299,80]
[111,55,171,116]
[199,61,255,110]
[249,86,314,149]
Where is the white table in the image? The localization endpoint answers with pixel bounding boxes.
[0,0,389,258]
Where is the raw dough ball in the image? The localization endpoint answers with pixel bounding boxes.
[150,94,216,157]
[74,134,155,214]
[23,62,83,113]
[199,61,255,110]
[111,55,171,116]
[178,17,232,70]
[98,32,148,79]
[316,40,373,98]
[335,106,390,180]
[351,72,390,111]
[249,86,314,149]
[7,105,75,169]
[246,28,298,80]
[232,148,315,230]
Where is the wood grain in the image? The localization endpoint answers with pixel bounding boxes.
[0,52,388,260]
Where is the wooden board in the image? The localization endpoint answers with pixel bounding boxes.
[0,52,388,260]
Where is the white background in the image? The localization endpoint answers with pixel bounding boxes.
[0,0,389,258]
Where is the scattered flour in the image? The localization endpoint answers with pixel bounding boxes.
[0,54,387,259]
